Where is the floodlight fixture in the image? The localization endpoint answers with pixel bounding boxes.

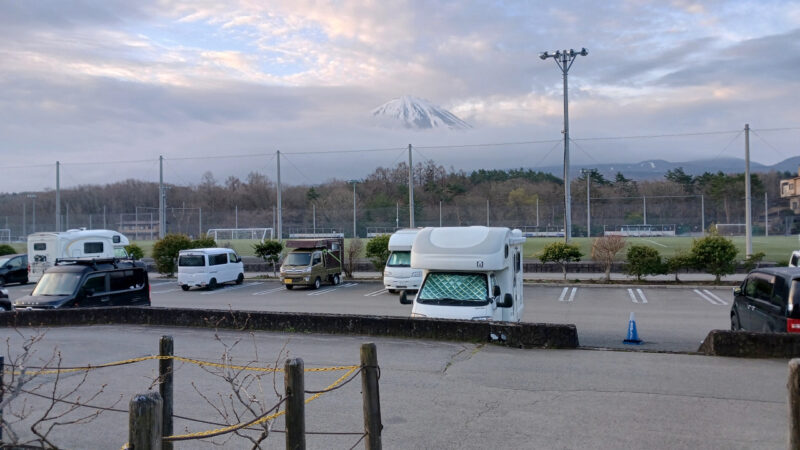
[539,47,588,242]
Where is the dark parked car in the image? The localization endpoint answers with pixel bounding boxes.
[0,286,11,311]
[0,253,28,285]
[14,258,150,310]
[731,267,800,333]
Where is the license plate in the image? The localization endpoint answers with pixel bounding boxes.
[285,278,292,284]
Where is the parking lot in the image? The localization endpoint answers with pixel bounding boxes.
[6,277,734,352]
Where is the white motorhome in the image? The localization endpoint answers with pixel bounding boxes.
[383,228,422,293]
[177,248,244,291]
[399,226,525,322]
[27,229,130,283]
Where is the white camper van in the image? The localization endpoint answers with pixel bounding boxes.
[27,229,130,283]
[399,226,525,322]
[177,248,244,290]
[383,228,422,293]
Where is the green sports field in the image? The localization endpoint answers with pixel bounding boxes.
[10,235,795,264]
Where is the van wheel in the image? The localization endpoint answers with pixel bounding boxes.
[332,274,340,285]
[731,313,740,331]
[181,285,190,291]
[285,285,294,290]
[313,277,321,290]
[209,278,217,290]
[236,273,244,285]
[388,289,397,294]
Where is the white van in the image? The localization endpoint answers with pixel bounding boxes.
[400,226,525,322]
[178,248,244,291]
[28,229,130,283]
[383,228,422,293]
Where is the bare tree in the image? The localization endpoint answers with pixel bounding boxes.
[591,235,627,282]
[344,238,364,279]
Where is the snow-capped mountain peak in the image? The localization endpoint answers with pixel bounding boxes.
[371,95,472,130]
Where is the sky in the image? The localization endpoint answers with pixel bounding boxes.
[2,0,800,192]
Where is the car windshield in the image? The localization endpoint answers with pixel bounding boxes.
[32,272,82,296]
[285,252,311,266]
[387,251,411,267]
[0,257,11,266]
[417,272,489,305]
[179,255,205,267]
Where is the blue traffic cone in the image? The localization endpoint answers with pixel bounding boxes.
[623,312,643,345]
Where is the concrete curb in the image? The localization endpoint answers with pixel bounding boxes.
[698,329,800,358]
[0,307,580,350]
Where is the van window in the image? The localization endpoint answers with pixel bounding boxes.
[387,251,411,267]
[179,255,205,267]
[83,274,107,294]
[791,280,800,312]
[210,254,228,266]
[228,252,240,263]
[84,242,104,254]
[312,252,322,265]
[110,269,146,291]
[748,276,774,302]
[34,243,46,251]
[32,272,82,296]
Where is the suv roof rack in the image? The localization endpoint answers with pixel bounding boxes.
[54,257,119,269]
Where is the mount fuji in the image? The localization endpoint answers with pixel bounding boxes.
[371,95,472,130]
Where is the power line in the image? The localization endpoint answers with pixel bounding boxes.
[572,129,740,141]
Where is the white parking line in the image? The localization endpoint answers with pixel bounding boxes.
[568,287,577,302]
[152,288,180,294]
[628,288,647,303]
[703,289,728,305]
[694,289,724,305]
[558,287,569,302]
[364,288,388,297]
[308,287,338,296]
[252,286,286,295]
[150,281,175,287]
[200,282,264,295]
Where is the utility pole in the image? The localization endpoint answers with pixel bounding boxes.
[408,144,414,228]
[349,180,359,238]
[765,192,769,237]
[643,196,647,225]
[581,169,596,237]
[540,48,588,243]
[56,161,61,232]
[745,124,752,257]
[28,194,37,233]
[701,195,705,237]
[277,150,282,241]
[159,156,165,238]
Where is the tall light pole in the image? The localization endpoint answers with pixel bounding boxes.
[349,180,359,238]
[580,169,596,237]
[540,47,588,242]
[27,194,37,234]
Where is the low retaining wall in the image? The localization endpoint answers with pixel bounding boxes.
[698,329,800,358]
[0,307,579,349]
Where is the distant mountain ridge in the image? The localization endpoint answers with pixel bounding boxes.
[536,156,800,181]
[371,95,472,130]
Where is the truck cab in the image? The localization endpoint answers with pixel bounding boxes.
[280,238,344,290]
[400,226,525,322]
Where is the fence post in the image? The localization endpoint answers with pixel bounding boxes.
[361,343,382,450]
[285,357,305,450]
[789,359,800,449]
[159,336,174,450]
[129,391,163,449]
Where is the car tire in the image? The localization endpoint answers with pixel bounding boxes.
[333,274,340,285]
[0,276,5,286]
[21,277,28,285]
[285,284,294,290]
[313,277,321,290]
[181,285,190,291]
[236,273,244,285]
[731,313,740,331]
[209,278,217,290]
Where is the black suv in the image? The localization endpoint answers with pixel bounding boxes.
[0,253,28,285]
[14,258,150,310]
[731,267,800,333]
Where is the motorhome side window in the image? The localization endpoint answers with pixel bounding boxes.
[113,235,121,243]
[34,243,46,251]
[84,242,104,254]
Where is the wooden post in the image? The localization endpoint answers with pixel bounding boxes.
[361,343,382,450]
[789,359,800,449]
[285,357,305,450]
[159,336,174,450]
[129,392,163,449]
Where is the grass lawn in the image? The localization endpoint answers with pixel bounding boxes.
[10,234,796,264]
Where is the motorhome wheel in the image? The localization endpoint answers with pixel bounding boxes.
[236,273,244,284]
[181,285,190,291]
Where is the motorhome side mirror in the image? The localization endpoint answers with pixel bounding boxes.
[493,285,501,297]
[498,293,513,308]
[399,290,412,305]
[733,286,742,296]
